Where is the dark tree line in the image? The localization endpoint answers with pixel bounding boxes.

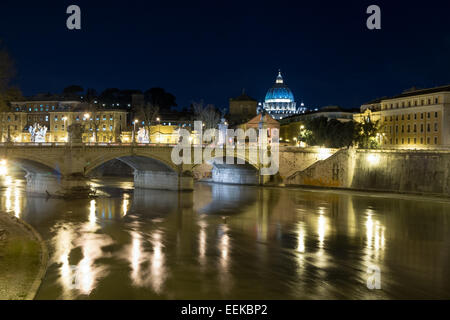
[299,116,380,149]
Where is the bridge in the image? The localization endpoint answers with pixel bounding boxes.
[0,143,274,196]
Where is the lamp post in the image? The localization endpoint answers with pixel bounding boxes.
[156,117,161,145]
[84,113,91,143]
[133,119,138,143]
[62,116,68,143]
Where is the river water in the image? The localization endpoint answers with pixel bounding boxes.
[1,176,449,299]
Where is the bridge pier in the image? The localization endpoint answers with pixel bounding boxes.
[211,166,263,185]
[26,173,92,197]
[134,170,194,191]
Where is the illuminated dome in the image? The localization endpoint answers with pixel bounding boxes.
[264,72,295,102]
[263,71,298,120]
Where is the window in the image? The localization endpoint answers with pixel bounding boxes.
[407,114,410,120]
[407,125,410,133]
[402,138,404,144]
[414,124,417,132]
[109,125,113,131]
[435,112,438,118]
[103,125,106,131]
[408,138,410,144]
[402,115,404,120]
[427,124,431,132]
[435,97,439,104]
[435,123,438,131]
[421,100,424,106]
[401,125,404,133]
[427,137,431,144]
[54,116,58,121]
[414,114,417,120]
[54,125,58,131]
[414,138,417,144]
[427,112,430,119]
[435,137,438,144]
[428,99,431,104]
[421,124,424,132]
[421,137,424,144]
[421,113,424,119]
[396,125,399,133]
[414,101,417,106]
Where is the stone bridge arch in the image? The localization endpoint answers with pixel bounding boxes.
[84,150,179,176]
[84,148,192,191]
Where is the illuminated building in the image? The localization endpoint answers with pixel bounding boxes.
[354,85,450,148]
[3,100,127,143]
[263,71,304,120]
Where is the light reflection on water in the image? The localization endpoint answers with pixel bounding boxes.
[0,176,450,299]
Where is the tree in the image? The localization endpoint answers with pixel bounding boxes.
[0,86,23,111]
[192,101,221,130]
[355,118,380,149]
[99,88,121,104]
[63,85,84,98]
[85,88,97,101]
[144,88,177,111]
[135,102,160,142]
[0,40,15,92]
[300,116,361,148]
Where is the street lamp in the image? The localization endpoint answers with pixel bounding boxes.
[83,112,91,143]
[62,116,68,142]
[133,119,138,143]
[156,117,161,144]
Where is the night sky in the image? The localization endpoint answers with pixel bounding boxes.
[1,0,450,110]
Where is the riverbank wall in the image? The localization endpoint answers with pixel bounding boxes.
[285,148,450,196]
[0,212,48,300]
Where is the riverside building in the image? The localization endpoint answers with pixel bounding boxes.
[354,85,450,148]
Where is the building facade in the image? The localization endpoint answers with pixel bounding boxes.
[354,85,450,148]
[3,100,128,143]
[228,90,258,124]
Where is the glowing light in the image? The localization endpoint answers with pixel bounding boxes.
[318,148,332,161]
[198,220,207,264]
[122,194,129,216]
[89,200,96,229]
[0,159,8,176]
[318,214,326,247]
[296,222,305,253]
[367,153,380,166]
[84,113,90,120]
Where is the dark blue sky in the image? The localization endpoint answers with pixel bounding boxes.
[1,0,450,109]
